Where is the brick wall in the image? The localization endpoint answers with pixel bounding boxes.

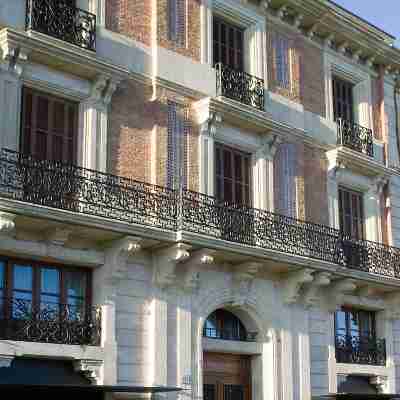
[267,23,326,117]
[105,0,152,46]
[108,81,199,189]
[157,0,201,61]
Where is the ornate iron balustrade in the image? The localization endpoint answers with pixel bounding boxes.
[337,118,374,157]
[26,0,96,51]
[203,327,257,342]
[0,149,177,232]
[215,63,265,111]
[1,149,400,279]
[335,333,386,366]
[0,298,101,346]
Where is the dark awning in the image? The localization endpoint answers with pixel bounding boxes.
[314,394,400,400]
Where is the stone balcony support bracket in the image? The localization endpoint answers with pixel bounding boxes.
[282,269,314,304]
[302,272,332,308]
[153,243,191,289]
[0,212,16,237]
[73,359,103,385]
[324,279,358,312]
[232,262,263,307]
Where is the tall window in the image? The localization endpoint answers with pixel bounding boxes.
[213,17,244,70]
[168,0,187,46]
[338,187,364,239]
[21,87,78,163]
[335,308,376,340]
[215,143,251,206]
[333,76,354,122]
[274,35,290,90]
[167,101,189,189]
[0,258,90,320]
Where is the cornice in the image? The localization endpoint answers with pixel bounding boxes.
[0,28,130,81]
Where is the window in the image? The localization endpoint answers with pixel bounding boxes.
[203,309,248,341]
[0,258,91,320]
[215,143,251,206]
[21,87,78,163]
[333,76,354,122]
[335,308,375,340]
[168,0,186,46]
[338,187,364,240]
[213,17,244,70]
[167,101,189,189]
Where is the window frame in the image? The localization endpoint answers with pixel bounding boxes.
[338,186,365,240]
[215,142,252,206]
[335,307,376,340]
[332,76,355,123]
[0,256,92,318]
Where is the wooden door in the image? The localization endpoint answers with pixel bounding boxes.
[203,352,251,400]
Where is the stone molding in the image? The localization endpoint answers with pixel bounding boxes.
[45,227,73,246]
[0,212,16,237]
[282,269,314,304]
[232,262,263,307]
[153,243,191,288]
[73,359,103,385]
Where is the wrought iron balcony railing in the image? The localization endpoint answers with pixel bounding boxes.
[337,118,374,157]
[216,63,265,111]
[1,149,400,280]
[203,327,258,342]
[0,298,101,346]
[335,333,386,366]
[26,0,96,51]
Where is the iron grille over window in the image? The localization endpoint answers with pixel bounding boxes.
[335,308,386,366]
[26,0,96,51]
[168,0,186,46]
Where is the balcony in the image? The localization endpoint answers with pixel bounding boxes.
[337,118,374,158]
[0,298,101,346]
[203,327,257,342]
[215,63,265,111]
[26,0,96,52]
[335,333,386,366]
[0,149,400,280]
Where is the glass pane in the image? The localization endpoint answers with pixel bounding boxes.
[0,261,4,290]
[349,310,360,337]
[65,271,86,299]
[13,265,33,292]
[41,268,60,296]
[335,310,346,333]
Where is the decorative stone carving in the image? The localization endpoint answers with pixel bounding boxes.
[201,112,222,138]
[370,376,388,394]
[45,227,72,246]
[302,272,332,308]
[0,43,29,77]
[367,56,376,68]
[232,262,263,307]
[0,212,16,237]
[73,359,103,385]
[104,236,143,285]
[324,33,335,47]
[153,243,191,288]
[324,279,357,312]
[282,269,314,304]
[293,14,304,30]
[277,5,288,19]
[263,0,272,10]
[259,133,282,160]
[0,355,14,368]
[338,42,349,54]
[307,23,319,39]
[181,249,216,292]
[88,76,119,109]
[353,49,363,62]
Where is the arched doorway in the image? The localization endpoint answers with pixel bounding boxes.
[203,309,252,400]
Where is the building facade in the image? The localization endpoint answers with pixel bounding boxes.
[0,0,400,398]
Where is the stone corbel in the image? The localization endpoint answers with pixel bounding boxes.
[370,376,388,394]
[277,5,288,19]
[263,0,272,11]
[367,56,376,68]
[232,262,263,307]
[373,176,389,196]
[353,49,363,62]
[384,292,400,320]
[293,14,304,30]
[0,212,16,237]
[201,112,222,139]
[302,272,332,308]
[88,76,119,109]
[324,34,335,48]
[104,236,143,285]
[307,24,319,39]
[45,227,73,246]
[338,42,349,55]
[73,359,103,385]
[323,279,357,312]
[153,243,191,289]
[181,249,216,292]
[0,43,29,77]
[282,269,314,304]
[259,133,282,160]
[0,355,14,368]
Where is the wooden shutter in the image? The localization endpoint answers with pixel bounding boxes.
[274,143,297,217]
[168,0,186,46]
[167,101,189,189]
[21,87,78,163]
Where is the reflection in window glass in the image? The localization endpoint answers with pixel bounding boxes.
[65,271,86,319]
[0,262,4,316]
[40,268,60,315]
[13,264,33,318]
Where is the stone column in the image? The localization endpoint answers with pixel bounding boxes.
[78,76,118,172]
[0,44,29,153]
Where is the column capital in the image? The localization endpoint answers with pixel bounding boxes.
[0,212,16,237]
[0,43,30,77]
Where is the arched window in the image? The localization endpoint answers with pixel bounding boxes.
[203,309,252,341]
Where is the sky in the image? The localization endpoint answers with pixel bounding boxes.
[332,0,400,47]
